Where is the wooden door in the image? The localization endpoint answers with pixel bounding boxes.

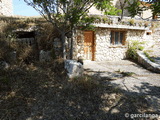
[84,31,95,61]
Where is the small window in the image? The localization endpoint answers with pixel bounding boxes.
[110,31,126,45]
[146,32,151,35]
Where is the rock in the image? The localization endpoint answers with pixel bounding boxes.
[111,108,120,114]
[10,51,17,62]
[77,56,83,65]
[39,50,51,62]
[65,60,84,78]
[0,61,10,70]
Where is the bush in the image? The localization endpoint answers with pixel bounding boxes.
[129,19,135,26]
[13,43,36,64]
[127,40,145,60]
[37,23,59,51]
[143,51,155,62]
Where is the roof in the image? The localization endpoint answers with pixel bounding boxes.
[93,23,149,30]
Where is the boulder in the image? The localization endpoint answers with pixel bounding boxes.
[65,60,83,78]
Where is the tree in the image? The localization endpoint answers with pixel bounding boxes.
[95,0,121,16]
[150,0,160,19]
[24,0,108,59]
[126,0,142,18]
[126,0,160,19]
[118,0,128,20]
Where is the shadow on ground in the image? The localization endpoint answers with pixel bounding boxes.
[0,62,159,120]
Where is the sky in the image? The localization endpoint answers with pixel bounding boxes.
[13,0,152,16]
[13,0,40,16]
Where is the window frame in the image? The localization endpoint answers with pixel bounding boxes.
[110,30,126,45]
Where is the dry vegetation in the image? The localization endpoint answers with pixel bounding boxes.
[0,16,159,120]
[0,60,158,120]
[0,16,59,64]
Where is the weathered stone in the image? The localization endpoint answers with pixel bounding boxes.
[137,51,160,73]
[74,28,155,61]
[64,60,83,78]
[10,51,17,62]
[0,61,10,70]
[39,50,51,62]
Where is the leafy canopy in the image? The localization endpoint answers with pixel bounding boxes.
[95,0,121,15]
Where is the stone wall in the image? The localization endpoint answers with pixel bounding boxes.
[75,28,148,61]
[75,30,85,59]
[153,29,160,42]
[95,28,127,61]
[137,51,160,73]
[0,0,13,16]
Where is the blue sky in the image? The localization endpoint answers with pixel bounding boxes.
[13,0,40,16]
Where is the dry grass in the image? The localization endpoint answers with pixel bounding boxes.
[0,60,156,120]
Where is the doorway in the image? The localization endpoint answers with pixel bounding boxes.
[84,31,95,61]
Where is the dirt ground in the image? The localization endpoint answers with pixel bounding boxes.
[0,60,159,120]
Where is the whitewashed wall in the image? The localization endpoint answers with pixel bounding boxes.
[0,0,13,16]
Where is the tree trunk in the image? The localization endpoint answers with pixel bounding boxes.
[70,28,76,60]
[61,32,66,60]
[120,8,124,21]
[152,13,157,20]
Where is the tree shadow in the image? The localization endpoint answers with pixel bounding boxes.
[0,63,159,120]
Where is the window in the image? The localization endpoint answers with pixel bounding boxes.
[110,31,126,45]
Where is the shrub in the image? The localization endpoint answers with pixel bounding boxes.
[116,69,135,77]
[129,19,135,26]
[13,43,36,64]
[143,51,155,62]
[0,40,13,62]
[127,40,145,60]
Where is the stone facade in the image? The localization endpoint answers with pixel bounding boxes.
[75,27,150,61]
[0,0,13,16]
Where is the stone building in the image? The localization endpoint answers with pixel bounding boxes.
[72,16,157,61]
[70,0,154,61]
[0,0,13,16]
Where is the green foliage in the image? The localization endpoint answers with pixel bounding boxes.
[126,0,142,18]
[24,0,109,59]
[116,69,135,77]
[129,19,135,26]
[80,16,96,30]
[143,51,155,62]
[150,1,160,17]
[138,46,144,51]
[127,40,145,60]
[95,0,121,15]
[126,0,160,19]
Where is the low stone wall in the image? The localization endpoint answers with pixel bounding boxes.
[137,51,160,73]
